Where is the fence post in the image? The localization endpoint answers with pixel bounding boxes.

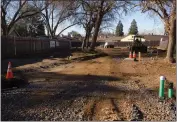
[14,36,17,56]
[30,38,32,53]
[54,39,56,52]
[41,39,43,52]
[33,38,36,52]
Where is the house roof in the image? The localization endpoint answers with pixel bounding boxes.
[59,37,82,42]
[106,36,125,41]
[101,35,168,42]
[142,35,168,41]
[88,35,168,42]
[95,36,125,42]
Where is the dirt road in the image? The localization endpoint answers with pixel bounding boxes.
[1,48,176,121]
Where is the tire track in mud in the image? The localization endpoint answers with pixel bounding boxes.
[82,97,126,121]
[106,56,153,121]
[81,58,136,121]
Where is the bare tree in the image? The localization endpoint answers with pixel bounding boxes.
[89,0,131,51]
[137,0,176,63]
[1,0,46,36]
[41,0,79,38]
[73,0,130,51]
[76,0,97,50]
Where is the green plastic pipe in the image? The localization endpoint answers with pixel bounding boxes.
[159,76,165,99]
[168,89,173,98]
[168,83,173,98]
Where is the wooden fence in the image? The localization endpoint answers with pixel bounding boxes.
[2,36,160,59]
[1,36,71,59]
[114,41,160,47]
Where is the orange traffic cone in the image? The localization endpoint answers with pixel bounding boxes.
[6,62,13,79]
[129,52,133,58]
[133,51,136,58]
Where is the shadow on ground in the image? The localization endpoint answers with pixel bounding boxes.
[1,50,107,73]
[1,71,160,121]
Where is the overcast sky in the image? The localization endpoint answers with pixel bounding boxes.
[56,10,164,36]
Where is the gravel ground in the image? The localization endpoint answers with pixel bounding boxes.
[2,78,176,121]
[130,90,176,121]
[1,48,176,121]
[1,85,88,121]
[103,80,176,121]
[120,79,176,121]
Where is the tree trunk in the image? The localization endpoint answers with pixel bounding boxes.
[83,24,93,50]
[86,37,89,48]
[1,18,8,36]
[1,26,8,36]
[165,19,176,63]
[47,29,49,36]
[90,14,103,51]
[82,36,86,50]
[82,27,89,50]
[86,27,92,49]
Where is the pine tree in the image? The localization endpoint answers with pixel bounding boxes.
[129,19,138,35]
[116,20,124,36]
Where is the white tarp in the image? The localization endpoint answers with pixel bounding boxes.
[50,41,55,48]
[104,42,114,48]
[157,37,169,50]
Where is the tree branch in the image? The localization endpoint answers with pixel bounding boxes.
[146,6,164,19]
[57,22,80,36]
